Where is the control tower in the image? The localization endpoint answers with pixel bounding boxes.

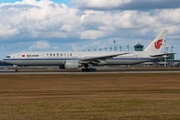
[134,43,144,51]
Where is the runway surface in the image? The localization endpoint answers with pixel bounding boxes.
[0,70,180,74]
[1,66,180,74]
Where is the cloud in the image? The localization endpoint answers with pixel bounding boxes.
[0,0,180,59]
[0,0,79,40]
[70,43,79,51]
[81,45,88,50]
[80,30,107,39]
[73,0,180,10]
[0,0,180,42]
[29,41,50,50]
[72,0,131,10]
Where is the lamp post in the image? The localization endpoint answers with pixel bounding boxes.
[110,47,112,51]
[119,46,122,51]
[127,45,129,51]
[113,40,116,51]
[164,40,166,53]
[171,46,173,53]
[164,55,167,67]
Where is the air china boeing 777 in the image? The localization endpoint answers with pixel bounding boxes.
[3,30,171,72]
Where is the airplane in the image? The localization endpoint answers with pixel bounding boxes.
[3,30,172,72]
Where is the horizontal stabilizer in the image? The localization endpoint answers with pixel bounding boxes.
[150,53,175,57]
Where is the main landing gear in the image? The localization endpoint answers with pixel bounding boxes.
[81,68,97,72]
[81,64,97,72]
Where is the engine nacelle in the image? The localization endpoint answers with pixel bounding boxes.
[59,60,79,70]
[98,60,107,65]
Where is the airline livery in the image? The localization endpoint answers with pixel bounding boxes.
[3,30,171,72]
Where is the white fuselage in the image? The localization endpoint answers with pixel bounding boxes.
[3,51,158,66]
[3,30,168,70]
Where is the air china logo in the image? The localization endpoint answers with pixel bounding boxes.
[154,39,163,49]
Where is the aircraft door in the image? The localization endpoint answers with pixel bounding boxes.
[138,54,142,58]
[42,54,45,59]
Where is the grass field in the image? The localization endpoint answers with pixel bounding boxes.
[0,73,180,120]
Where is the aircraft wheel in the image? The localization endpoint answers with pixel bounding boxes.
[89,68,97,72]
[15,68,19,72]
[82,68,86,72]
[82,68,97,72]
[93,68,97,72]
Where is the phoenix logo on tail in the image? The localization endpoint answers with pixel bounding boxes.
[154,39,163,49]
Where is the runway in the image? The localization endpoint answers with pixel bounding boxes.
[1,66,180,74]
[0,70,180,74]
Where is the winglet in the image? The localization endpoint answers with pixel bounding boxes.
[144,30,168,53]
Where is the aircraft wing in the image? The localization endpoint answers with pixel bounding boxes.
[80,52,130,62]
[150,53,175,57]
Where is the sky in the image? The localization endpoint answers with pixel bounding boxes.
[0,0,180,59]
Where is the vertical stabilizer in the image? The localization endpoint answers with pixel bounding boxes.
[144,30,168,53]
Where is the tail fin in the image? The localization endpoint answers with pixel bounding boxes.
[144,30,168,53]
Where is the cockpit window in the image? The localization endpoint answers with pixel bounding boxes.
[6,56,11,58]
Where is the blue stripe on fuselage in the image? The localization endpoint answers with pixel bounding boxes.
[3,57,155,61]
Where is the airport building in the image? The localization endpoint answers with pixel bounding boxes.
[134,43,144,51]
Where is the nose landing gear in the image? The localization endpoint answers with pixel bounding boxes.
[15,67,19,72]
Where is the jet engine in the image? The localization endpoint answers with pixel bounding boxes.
[59,60,80,70]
